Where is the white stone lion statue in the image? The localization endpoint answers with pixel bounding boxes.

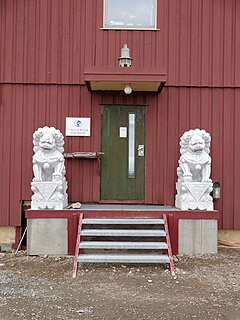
[32,126,65,182]
[177,128,212,182]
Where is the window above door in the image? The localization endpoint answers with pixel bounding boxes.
[103,0,157,30]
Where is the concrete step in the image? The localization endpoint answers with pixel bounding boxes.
[79,241,168,249]
[80,229,166,237]
[82,218,164,225]
[77,254,170,263]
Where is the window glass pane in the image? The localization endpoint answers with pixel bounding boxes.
[104,0,156,29]
[128,113,135,177]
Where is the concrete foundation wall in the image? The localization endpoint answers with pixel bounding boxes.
[178,219,218,254]
[27,218,68,256]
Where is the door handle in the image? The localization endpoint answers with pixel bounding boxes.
[138,145,144,156]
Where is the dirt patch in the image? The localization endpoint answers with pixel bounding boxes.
[0,247,240,320]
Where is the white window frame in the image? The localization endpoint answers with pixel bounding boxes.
[103,0,158,30]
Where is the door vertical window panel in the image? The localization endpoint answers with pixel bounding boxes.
[128,113,135,178]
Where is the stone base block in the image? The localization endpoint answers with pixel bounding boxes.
[175,181,213,210]
[31,201,67,210]
[31,181,68,210]
[178,219,218,254]
[27,218,68,255]
[175,199,213,211]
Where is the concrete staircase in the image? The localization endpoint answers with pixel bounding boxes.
[73,214,174,277]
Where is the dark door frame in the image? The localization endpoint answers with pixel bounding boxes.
[100,104,146,203]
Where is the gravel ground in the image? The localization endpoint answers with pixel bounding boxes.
[0,247,240,320]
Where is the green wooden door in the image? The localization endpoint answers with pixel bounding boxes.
[101,105,145,200]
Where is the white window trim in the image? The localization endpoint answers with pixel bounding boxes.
[103,0,158,30]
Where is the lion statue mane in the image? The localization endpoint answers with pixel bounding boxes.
[177,128,211,182]
[32,126,65,182]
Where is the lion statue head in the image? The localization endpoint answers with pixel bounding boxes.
[33,126,64,153]
[179,129,210,155]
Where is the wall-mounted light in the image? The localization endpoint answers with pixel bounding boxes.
[213,182,221,199]
[119,44,132,67]
[124,84,132,94]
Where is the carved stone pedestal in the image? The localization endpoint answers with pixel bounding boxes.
[175,182,213,211]
[31,180,68,210]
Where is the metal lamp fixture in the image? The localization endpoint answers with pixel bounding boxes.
[124,84,132,94]
[213,182,221,199]
[119,44,132,67]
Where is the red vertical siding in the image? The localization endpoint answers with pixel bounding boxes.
[129,87,240,230]
[1,0,239,86]
[1,0,240,230]
[0,85,24,225]
[0,84,103,226]
[1,85,240,228]
[233,93,240,228]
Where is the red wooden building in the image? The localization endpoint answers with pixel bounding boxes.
[0,0,240,248]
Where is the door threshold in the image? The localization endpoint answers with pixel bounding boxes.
[100,200,145,204]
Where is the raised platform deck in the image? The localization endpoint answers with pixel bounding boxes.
[79,204,176,211]
[26,204,219,256]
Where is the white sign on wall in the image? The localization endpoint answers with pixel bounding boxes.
[119,127,127,138]
[65,117,91,136]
